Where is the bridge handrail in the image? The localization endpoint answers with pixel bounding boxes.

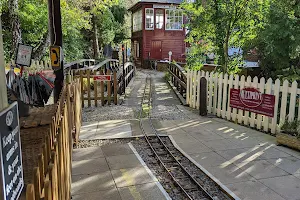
[91,59,119,71]
[64,59,97,70]
[171,62,186,74]
[168,62,187,89]
[168,62,187,100]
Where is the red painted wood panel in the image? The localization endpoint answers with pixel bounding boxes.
[136,4,186,62]
[150,40,162,59]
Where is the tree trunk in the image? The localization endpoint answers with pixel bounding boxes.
[223,27,230,73]
[32,31,50,60]
[92,15,100,59]
[9,0,22,59]
[0,17,8,110]
[223,39,229,73]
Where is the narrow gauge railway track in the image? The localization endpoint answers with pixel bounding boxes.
[139,75,233,200]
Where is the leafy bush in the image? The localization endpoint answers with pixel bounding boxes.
[164,72,171,81]
[281,120,300,139]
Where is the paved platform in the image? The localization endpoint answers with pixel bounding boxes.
[157,117,300,200]
[71,143,170,200]
[75,70,300,200]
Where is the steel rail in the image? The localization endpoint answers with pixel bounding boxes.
[138,74,214,200]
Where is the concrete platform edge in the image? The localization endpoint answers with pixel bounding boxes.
[128,143,172,200]
[169,135,241,200]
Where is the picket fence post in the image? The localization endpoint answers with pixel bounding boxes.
[222,73,228,119]
[238,75,245,124]
[208,72,214,114]
[279,80,289,126]
[288,81,298,122]
[186,69,190,105]
[256,77,265,130]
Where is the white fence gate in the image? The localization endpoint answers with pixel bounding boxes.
[5,60,51,73]
[186,70,300,134]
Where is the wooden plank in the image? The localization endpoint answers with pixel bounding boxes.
[279,80,289,126]
[222,73,228,119]
[217,73,223,117]
[33,167,41,200]
[107,70,112,105]
[58,123,65,200]
[26,184,35,200]
[232,74,239,122]
[250,76,258,127]
[288,81,298,122]
[257,77,265,130]
[38,153,44,188]
[114,71,118,105]
[80,70,84,108]
[226,74,233,120]
[208,72,214,114]
[44,180,52,200]
[100,70,105,106]
[193,71,198,109]
[238,75,245,124]
[87,70,91,107]
[264,78,273,132]
[243,76,252,126]
[94,70,98,107]
[49,158,58,200]
[0,18,8,109]
[213,73,218,115]
[168,68,187,89]
[196,71,201,109]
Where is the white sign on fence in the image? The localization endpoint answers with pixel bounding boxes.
[186,70,299,134]
[16,44,33,67]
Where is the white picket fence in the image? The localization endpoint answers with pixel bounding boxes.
[186,70,300,134]
[5,59,51,72]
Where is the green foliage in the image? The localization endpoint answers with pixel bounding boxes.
[164,72,170,81]
[182,0,268,73]
[19,0,48,45]
[1,0,127,61]
[246,0,300,81]
[281,119,300,139]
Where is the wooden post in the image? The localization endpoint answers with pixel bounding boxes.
[199,77,208,116]
[44,180,52,200]
[94,70,98,107]
[33,167,41,200]
[113,71,118,105]
[0,16,8,200]
[0,17,8,110]
[80,70,84,108]
[100,70,105,106]
[87,70,91,107]
[48,0,64,102]
[26,184,35,200]
[107,70,111,105]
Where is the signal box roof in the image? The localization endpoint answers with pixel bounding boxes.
[129,0,183,12]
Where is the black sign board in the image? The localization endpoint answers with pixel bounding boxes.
[0,102,24,200]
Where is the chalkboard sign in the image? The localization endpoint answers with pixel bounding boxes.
[0,102,24,200]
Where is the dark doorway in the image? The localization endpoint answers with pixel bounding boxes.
[150,40,162,60]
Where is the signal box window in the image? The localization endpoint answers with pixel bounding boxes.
[145,8,154,30]
[165,9,183,30]
[156,10,164,29]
